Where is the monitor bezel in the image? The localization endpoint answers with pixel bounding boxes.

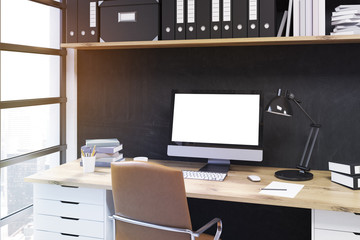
[168,90,264,150]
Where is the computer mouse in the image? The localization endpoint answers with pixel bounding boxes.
[247,175,261,182]
[133,156,148,162]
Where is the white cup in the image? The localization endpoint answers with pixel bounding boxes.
[82,156,96,173]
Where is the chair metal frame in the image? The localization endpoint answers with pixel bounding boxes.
[112,214,222,240]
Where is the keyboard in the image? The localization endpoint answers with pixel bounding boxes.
[182,170,227,181]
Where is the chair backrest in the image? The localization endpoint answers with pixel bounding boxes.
[111,161,193,240]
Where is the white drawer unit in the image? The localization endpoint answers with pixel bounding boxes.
[35,230,102,240]
[34,198,104,221]
[34,183,104,205]
[34,215,103,238]
[312,209,360,240]
[33,183,115,240]
[314,229,360,240]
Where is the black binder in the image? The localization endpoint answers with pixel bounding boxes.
[78,0,99,42]
[247,0,259,37]
[211,0,222,38]
[66,0,78,43]
[233,0,247,38]
[331,171,360,190]
[259,0,276,37]
[329,161,360,176]
[186,0,197,39]
[176,0,186,39]
[162,0,176,40]
[196,0,211,39]
[221,0,232,38]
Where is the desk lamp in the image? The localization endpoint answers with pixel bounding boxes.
[266,89,321,181]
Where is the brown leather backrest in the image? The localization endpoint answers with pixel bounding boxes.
[111,161,192,240]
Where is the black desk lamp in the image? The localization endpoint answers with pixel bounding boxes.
[266,89,321,181]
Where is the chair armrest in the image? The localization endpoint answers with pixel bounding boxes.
[194,218,222,240]
[113,214,222,240]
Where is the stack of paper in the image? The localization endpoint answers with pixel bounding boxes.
[260,181,304,198]
[331,5,360,35]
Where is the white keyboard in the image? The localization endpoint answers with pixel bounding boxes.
[182,170,227,181]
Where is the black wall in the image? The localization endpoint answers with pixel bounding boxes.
[77,43,360,239]
[78,44,360,169]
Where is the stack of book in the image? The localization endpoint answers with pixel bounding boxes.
[81,138,124,167]
[331,5,360,35]
[328,161,360,190]
[277,0,326,37]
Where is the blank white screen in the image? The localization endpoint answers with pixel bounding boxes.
[171,93,260,146]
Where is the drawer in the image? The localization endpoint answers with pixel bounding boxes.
[35,230,102,240]
[34,214,104,239]
[314,210,360,233]
[314,229,360,240]
[34,198,104,221]
[34,183,104,205]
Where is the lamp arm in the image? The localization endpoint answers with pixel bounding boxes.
[289,95,319,126]
[297,126,320,171]
[287,92,321,172]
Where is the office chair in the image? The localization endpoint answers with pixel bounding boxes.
[111,161,222,240]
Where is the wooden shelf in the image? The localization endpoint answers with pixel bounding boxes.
[61,35,360,50]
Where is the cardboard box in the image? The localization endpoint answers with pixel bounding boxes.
[99,0,159,42]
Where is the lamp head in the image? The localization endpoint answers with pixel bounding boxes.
[266,89,293,117]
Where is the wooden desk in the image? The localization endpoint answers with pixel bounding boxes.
[25,159,360,240]
[25,158,360,213]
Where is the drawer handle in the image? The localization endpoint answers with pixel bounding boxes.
[60,200,80,205]
[354,233,360,236]
[355,213,360,215]
[61,233,80,237]
[60,185,79,188]
[60,216,80,221]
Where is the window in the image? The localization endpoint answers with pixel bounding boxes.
[1,51,60,101]
[1,104,60,159]
[0,0,65,239]
[1,153,60,216]
[1,0,60,49]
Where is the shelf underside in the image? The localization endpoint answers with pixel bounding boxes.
[61,35,360,50]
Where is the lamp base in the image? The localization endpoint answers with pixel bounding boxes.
[275,170,313,181]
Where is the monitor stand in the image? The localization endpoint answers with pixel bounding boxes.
[199,159,230,174]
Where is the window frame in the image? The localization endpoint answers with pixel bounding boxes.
[0,0,66,228]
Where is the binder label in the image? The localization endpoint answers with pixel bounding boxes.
[177,0,185,24]
[223,0,231,22]
[90,2,97,27]
[188,0,195,23]
[212,0,220,22]
[249,0,257,21]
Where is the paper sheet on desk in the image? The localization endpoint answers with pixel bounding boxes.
[260,181,304,198]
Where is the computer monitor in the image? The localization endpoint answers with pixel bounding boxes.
[167,90,263,173]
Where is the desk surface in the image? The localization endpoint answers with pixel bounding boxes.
[25,159,360,213]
